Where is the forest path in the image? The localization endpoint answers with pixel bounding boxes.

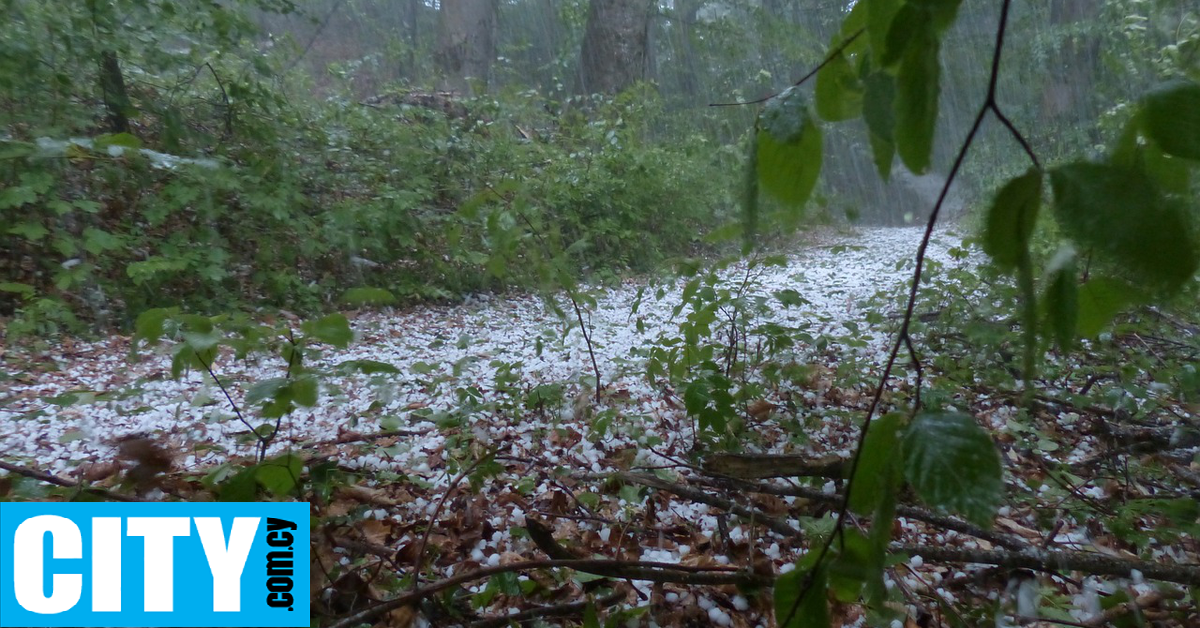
[1,225,972,478]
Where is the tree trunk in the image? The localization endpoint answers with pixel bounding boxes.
[435,0,497,96]
[99,50,131,134]
[672,0,700,98]
[579,0,653,95]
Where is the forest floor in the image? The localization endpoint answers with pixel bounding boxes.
[2,225,1198,628]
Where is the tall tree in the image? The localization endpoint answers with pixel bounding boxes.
[579,0,653,95]
[435,0,498,95]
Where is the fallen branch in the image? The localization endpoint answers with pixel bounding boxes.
[467,587,628,628]
[701,452,845,480]
[0,459,142,502]
[702,475,1029,551]
[897,545,1200,587]
[584,471,799,537]
[325,558,769,628]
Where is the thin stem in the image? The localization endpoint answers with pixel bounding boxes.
[709,28,864,107]
[781,0,1028,624]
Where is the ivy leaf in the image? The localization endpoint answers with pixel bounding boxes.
[815,50,862,122]
[303,313,354,348]
[849,412,903,515]
[757,88,823,209]
[1140,80,1200,161]
[902,412,1003,527]
[775,565,830,628]
[1042,246,1078,351]
[983,169,1042,270]
[893,18,939,174]
[1050,163,1199,290]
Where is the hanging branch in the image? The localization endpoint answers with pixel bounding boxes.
[781,0,1040,624]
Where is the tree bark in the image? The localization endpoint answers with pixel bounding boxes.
[435,0,497,96]
[99,50,131,134]
[579,0,653,95]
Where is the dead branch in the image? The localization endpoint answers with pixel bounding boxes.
[325,558,770,628]
[701,475,1030,551]
[0,459,143,502]
[584,471,799,537]
[896,545,1200,587]
[467,587,628,628]
[701,452,845,480]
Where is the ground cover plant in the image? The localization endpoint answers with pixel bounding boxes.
[2,0,1200,627]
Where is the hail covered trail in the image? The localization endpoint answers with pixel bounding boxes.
[1,226,974,622]
[3,227,969,474]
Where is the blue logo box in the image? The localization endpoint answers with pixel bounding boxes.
[0,502,310,627]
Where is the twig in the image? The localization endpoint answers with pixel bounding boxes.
[410,447,500,590]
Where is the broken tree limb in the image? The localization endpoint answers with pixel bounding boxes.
[701,475,1030,551]
[701,452,845,479]
[467,587,628,628]
[0,459,142,502]
[897,545,1200,587]
[582,471,799,537]
[325,558,770,628]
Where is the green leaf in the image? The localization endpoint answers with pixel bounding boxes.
[862,73,896,180]
[756,90,823,208]
[893,18,939,174]
[902,412,1003,527]
[866,0,903,65]
[82,227,123,254]
[882,3,924,67]
[913,0,963,32]
[8,222,48,242]
[246,378,289,406]
[815,50,862,122]
[341,287,396,306]
[303,313,354,348]
[850,412,903,515]
[982,169,1042,270]
[94,132,143,150]
[133,308,173,346]
[256,453,303,496]
[0,282,34,297]
[1049,163,1199,290]
[743,131,760,247]
[291,376,319,407]
[829,529,873,603]
[1077,277,1136,338]
[217,466,259,502]
[1140,80,1200,161]
[337,359,401,375]
[774,565,830,628]
[1042,246,1078,351]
